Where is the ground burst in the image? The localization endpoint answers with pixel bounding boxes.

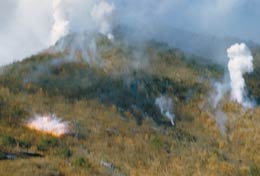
[26,114,70,137]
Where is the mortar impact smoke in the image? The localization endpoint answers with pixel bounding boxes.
[26,114,70,137]
[50,0,70,45]
[227,43,254,108]
[91,0,115,40]
[155,96,175,126]
[210,78,230,135]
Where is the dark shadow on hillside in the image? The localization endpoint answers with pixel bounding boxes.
[2,61,206,125]
[0,48,208,125]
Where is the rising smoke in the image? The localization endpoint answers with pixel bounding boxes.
[50,0,70,45]
[155,96,175,126]
[211,80,229,109]
[91,0,115,40]
[227,43,255,108]
[211,43,255,109]
[0,0,259,65]
[209,79,229,135]
[209,43,255,135]
[51,0,115,63]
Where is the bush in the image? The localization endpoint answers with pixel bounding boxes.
[37,137,59,151]
[60,147,72,158]
[74,157,86,167]
[19,140,32,150]
[0,152,6,159]
[249,164,260,176]
[74,157,91,169]
[1,134,16,148]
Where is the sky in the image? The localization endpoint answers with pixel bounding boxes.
[0,0,259,65]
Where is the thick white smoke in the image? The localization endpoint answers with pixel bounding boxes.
[91,0,115,40]
[26,114,70,137]
[50,0,70,45]
[227,43,254,108]
[155,96,175,126]
[0,0,52,65]
[209,43,255,134]
[0,1,259,65]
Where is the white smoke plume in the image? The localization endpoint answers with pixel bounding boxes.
[0,1,259,66]
[215,110,227,136]
[209,80,229,135]
[50,0,70,45]
[26,114,70,137]
[227,43,254,108]
[91,0,115,40]
[211,77,230,109]
[155,96,175,126]
[209,43,255,135]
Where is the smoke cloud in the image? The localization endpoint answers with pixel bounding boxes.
[50,0,70,45]
[209,43,255,134]
[227,43,255,108]
[0,0,259,65]
[26,114,70,137]
[0,0,52,65]
[209,80,228,135]
[155,96,175,126]
[211,80,229,109]
[91,0,115,40]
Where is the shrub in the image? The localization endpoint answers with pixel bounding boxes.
[249,164,260,176]
[0,152,6,159]
[74,157,91,169]
[60,147,72,158]
[74,157,86,167]
[1,134,16,148]
[19,140,32,150]
[37,137,58,151]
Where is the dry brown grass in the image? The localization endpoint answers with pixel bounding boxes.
[0,88,259,175]
[0,40,260,176]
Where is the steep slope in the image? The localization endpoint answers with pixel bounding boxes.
[0,34,259,176]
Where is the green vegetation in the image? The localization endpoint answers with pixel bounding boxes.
[245,48,260,103]
[59,147,72,158]
[1,134,16,148]
[74,157,91,169]
[18,140,32,152]
[249,164,260,176]
[37,138,59,151]
[0,36,259,175]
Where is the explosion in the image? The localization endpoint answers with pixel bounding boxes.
[26,114,70,137]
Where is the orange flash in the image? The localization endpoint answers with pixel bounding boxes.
[26,115,70,137]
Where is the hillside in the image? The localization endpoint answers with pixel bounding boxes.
[114,25,260,65]
[0,34,260,176]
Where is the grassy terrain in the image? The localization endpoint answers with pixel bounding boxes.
[0,36,259,176]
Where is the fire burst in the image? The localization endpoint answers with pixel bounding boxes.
[26,114,70,137]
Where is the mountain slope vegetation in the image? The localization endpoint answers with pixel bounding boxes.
[0,35,260,176]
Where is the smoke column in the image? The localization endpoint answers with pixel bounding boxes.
[91,0,115,40]
[50,0,70,45]
[0,1,259,66]
[227,43,254,108]
[155,96,175,126]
